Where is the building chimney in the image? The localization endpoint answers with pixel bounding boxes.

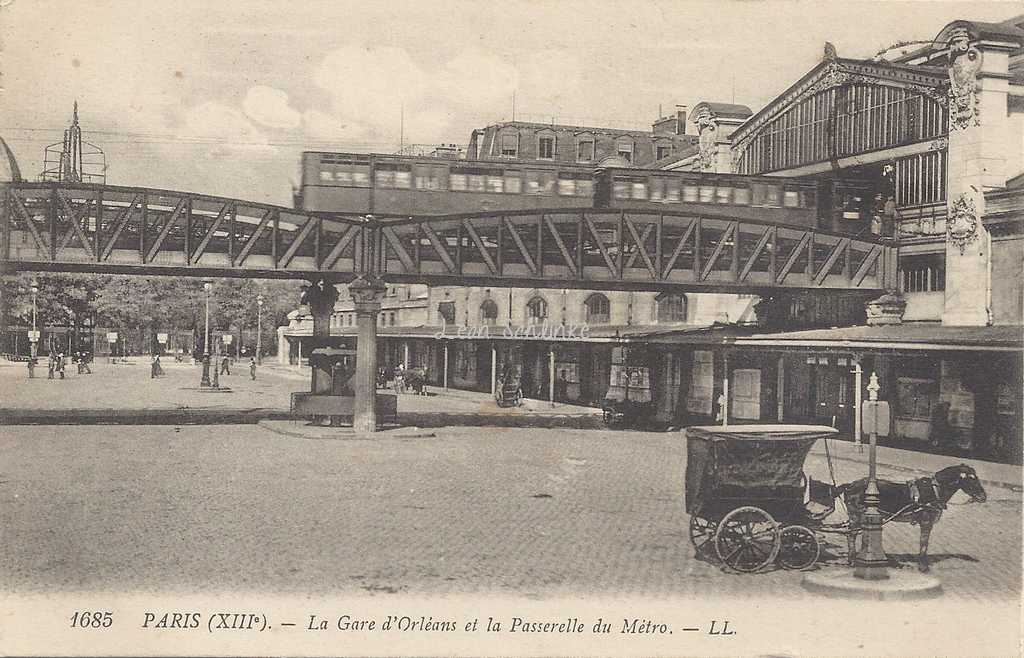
[675,105,688,135]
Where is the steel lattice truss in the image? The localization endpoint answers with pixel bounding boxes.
[2,183,896,293]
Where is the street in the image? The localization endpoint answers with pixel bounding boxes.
[0,419,1018,600]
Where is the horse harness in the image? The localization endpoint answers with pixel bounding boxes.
[888,476,946,525]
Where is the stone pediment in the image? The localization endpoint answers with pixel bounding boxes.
[731,57,948,146]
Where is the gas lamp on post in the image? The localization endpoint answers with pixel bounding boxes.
[256,294,265,365]
[200,279,213,387]
[29,279,39,359]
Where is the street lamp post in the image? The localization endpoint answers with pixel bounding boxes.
[29,280,38,360]
[855,371,889,580]
[201,279,212,387]
[256,294,264,366]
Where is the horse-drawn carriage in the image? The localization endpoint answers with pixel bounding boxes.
[684,424,989,574]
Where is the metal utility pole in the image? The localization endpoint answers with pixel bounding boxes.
[256,294,264,365]
[201,279,212,387]
[855,372,889,580]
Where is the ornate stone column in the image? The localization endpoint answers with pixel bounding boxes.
[938,22,1023,325]
[299,278,339,393]
[349,274,387,433]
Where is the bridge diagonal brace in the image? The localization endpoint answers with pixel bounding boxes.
[503,217,537,276]
[100,194,141,261]
[701,222,737,282]
[583,214,616,277]
[624,218,657,279]
[776,231,811,284]
[661,218,697,279]
[852,245,883,287]
[56,190,96,259]
[235,209,273,266]
[739,226,773,283]
[813,238,850,286]
[145,198,186,263]
[278,216,320,269]
[462,219,496,274]
[11,193,50,256]
[191,204,229,263]
[420,222,456,273]
[380,225,415,272]
[543,214,578,277]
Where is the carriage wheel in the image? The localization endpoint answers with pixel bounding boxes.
[714,506,781,573]
[777,525,820,571]
[689,515,717,558]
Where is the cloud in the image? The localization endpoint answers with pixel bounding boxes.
[243,86,302,130]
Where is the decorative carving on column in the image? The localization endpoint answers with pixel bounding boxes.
[695,109,717,172]
[299,277,339,335]
[349,274,387,309]
[947,191,981,255]
[948,27,982,131]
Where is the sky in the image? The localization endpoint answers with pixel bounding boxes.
[1,0,1019,205]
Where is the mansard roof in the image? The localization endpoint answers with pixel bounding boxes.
[730,57,947,145]
[690,102,753,121]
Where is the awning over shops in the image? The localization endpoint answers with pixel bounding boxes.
[733,324,1024,353]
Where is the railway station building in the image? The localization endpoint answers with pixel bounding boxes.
[281,16,1024,464]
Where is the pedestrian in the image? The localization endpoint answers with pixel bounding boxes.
[220,354,231,376]
[47,354,55,379]
[80,352,92,374]
[249,357,257,380]
[57,353,65,379]
[27,357,35,378]
[394,362,405,394]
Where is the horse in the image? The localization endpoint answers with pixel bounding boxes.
[404,367,429,395]
[837,463,987,572]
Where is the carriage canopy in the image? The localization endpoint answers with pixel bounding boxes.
[684,425,838,516]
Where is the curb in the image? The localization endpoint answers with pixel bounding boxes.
[256,420,436,441]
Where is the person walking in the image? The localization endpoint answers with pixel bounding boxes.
[220,354,231,376]
[393,362,406,394]
[80,352,92,374]
[27,357,35,378]
[47,354,55,379]
[57,353,65,379]
[249,357,257,381]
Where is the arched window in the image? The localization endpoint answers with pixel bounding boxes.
[584,293,610,324]
[657,293,687,323]
[480,299,499,325]
[526,296,548,324]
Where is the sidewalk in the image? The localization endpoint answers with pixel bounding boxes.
[810,438,1022,492]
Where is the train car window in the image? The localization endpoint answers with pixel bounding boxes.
[526,171,555,195]
[557,178,576,196]
[733,187,751,205]
[783,190,800,208]
[715,186,732,204]
[682,184,699,203]
[612,177,632,200]
[665,179,680,202]
[504,170,522,194]
[319,171,333,182]
[375,163,412,189]
[649,178,665,202]
[631,180,647,200]
[699,185,715,203]
[800,190,816,208]
[414,164,447,190]
[450,173,468,191]
[751,183,781,207]
[468,174,486,192]
[486,175,504,194]
[576,178,593,197]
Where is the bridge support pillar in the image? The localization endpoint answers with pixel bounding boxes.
[350,275,388,433]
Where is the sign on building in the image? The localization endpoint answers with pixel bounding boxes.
[156,333,169,344]
[106,332,118,343]
[222,334,233,345]
[27,330,40,342]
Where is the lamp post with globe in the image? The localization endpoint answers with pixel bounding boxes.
[200,279,212,387]
[256,294,264,366]
[29,280,39,360]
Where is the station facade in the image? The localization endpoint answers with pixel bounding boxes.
[281,16,1024,464]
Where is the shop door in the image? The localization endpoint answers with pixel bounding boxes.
[731,369,762,420]
[813,366,853,431]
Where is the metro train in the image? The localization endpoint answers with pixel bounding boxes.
[297,151,875,235]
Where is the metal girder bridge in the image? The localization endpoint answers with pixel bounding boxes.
[1,182,896,293]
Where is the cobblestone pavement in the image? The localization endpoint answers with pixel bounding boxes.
[0,424,1018,601]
